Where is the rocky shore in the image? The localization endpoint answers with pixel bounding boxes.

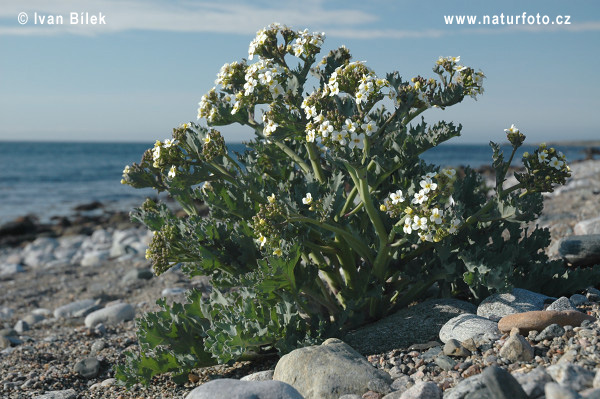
[1,159,599,399]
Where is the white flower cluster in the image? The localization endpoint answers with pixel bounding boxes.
[324,62,389,105]
[436,56,485,100]
[537,148,567,170]
[292,28,325,58]
[301,98,379,150]
[248,25,273,60]
[382,170,461,242]
[151,138,177,170]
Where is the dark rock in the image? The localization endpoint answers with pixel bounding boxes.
[558,234,600,266]
[73,201,104,211]
[481,366,528,399]
[73,357,100,378]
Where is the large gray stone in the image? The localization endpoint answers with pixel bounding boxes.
[477,288,553,321]
[439,313,501,344]
[84,303,135,328]
[481,365,528,399]
[547,363,595,391]
[54,299,99,319]
[273,338,391,399]
[185,378,303,399]
[344,299,476,355]
[558,235,600,266]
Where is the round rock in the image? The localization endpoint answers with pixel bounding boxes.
[273,338,391,399]
[439,313,501,344]
[84,303,135,328]
[477,288,552,321]
[73,357,100,379]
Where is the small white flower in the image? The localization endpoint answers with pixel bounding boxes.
[267,193,276,204]
[419,230,434,242]
[168,165,176,179]
[442,168,456,178]
[349,132,362,149]
[412,190,428,205]
[361,121,377,136]
[412,216,428,231]
[355,91,366,104]
[332,130,347,146]
[306,129,316,143]
[430,208,443,225]
[344,119,357,133]
[549,157,564,170]
[273,248,283,257]
[448,218,461,234]
[403,217,413,234]
[504,124,519,134]
[314,113,325,124]
[389,190,405,205]
[270,84,284,98]
[305,106,317,119]
[538,150,549,163]
[163,139,175,148]
[264,120,278,136]
[319,120,334,138]
[329,81,340,96]
[419,178,437,194]
[258,235,267,248]
[302,193,313,205]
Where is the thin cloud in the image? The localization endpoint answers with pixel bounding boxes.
[1,0,599,39]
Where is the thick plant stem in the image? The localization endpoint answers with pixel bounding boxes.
[346,163,389,279]
[305,142,326,184]
[288,215,373,265]
[274,141,312,175]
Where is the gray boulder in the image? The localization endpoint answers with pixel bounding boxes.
[185,378,303,399]
[344,298,476,355]
[439,313,501,344]
[477,288,553,321]
[84,303,135,328]
[273,338,391,399]
[558,235,600,266]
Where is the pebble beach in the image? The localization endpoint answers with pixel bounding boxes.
[1,159,600,399]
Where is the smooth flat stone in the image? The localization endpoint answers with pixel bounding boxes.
[498,310,596,334]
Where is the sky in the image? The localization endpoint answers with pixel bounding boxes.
[0,0,599,144]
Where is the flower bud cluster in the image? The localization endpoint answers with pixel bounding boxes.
[202,129,226,162]
[251,194,286,256]
[382,169,462,242]
[145,224,178,275]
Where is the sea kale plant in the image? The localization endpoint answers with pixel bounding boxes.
[117,23,594,384]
